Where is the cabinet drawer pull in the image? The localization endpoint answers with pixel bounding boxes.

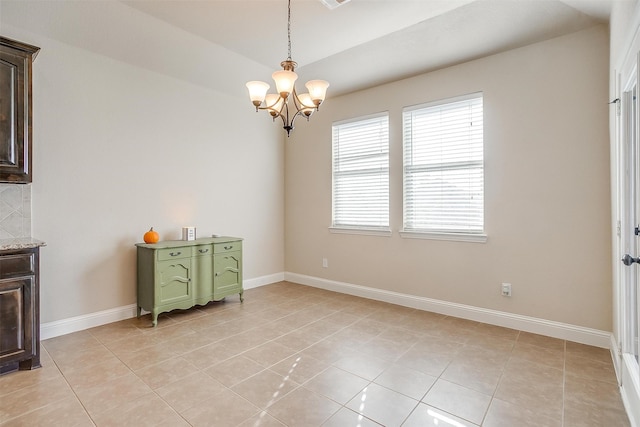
[224,245,233,250]
[169,251,181,257]
[198,249,209,254]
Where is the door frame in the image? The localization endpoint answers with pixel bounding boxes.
[614,14,640,426]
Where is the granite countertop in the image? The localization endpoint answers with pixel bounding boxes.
[0,237,46,250]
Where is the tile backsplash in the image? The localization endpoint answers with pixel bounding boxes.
[0,184,31,238]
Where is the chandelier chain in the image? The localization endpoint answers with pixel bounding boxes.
[287,0,292,61]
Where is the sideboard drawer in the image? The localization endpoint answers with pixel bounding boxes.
[194,245,212,256]
[214,241,242,254]
[157,247,191,261]
[0,253,34,279]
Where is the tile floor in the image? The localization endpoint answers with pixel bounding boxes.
[0,281,631,426]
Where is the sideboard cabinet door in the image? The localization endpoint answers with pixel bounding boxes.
[213,251,243,301]
[157,259,192,306]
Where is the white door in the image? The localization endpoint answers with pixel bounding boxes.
[619,55,640,425]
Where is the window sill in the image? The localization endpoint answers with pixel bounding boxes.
[329,226,392,237]
[399,230,488,243]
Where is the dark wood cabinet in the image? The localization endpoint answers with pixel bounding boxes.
[0,37,39,183]
[0,247,41,375]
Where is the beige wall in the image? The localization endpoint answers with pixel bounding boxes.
[286,25,612,331]
[2,1,286,323]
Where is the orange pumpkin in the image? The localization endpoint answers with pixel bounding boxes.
[143,227,159,244]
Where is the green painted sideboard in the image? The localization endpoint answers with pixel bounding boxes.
[135,236,243,326]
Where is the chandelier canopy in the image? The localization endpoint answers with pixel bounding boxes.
[246,0,329,137]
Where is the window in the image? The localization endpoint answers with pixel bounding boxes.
[332,113,389,232]
[402,93,484,239]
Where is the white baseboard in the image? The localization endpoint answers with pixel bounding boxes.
[620,353,640,427]
[40,304,138,341]
[40,271,612,348]
[39,273,282,340]
[285,272,612,348]
[244,272,285,290]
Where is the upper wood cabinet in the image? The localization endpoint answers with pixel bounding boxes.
[0,37,39,183]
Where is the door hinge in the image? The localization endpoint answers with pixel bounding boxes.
[635,225,640,236]
[611,97,621,116]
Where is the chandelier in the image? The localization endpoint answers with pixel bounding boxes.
[246,0,329,137]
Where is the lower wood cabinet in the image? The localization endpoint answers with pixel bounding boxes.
[136,237,243,326]
[0,247,41,375]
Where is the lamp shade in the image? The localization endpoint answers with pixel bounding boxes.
[272,70,298,97]
[246,81,270,106]
[265,94,284,117]
[305,80,330,105]
[297,93,315,116]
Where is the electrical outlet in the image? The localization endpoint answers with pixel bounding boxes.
[501,283,512,297]
[322,258,328,268]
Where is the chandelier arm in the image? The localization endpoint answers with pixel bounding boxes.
[255,104,288,129]
[265,97,282,110]
[291,87,319,111]
[269,110,286,125]
[256,106,279,113]
[257,95,286,112]
[289,110,304,129]
[291,88,302,111]
[282,100,294,136]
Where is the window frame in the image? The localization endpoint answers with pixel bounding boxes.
[400,92,487,243]
[330,112,391,236]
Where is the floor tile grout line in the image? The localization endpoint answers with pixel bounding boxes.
[38,346,98,427]
[477,329,521,427]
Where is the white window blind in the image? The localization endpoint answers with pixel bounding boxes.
[332,113,389,229]
[403,93,484,234]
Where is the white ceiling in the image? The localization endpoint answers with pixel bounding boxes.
[120,0,612,96]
